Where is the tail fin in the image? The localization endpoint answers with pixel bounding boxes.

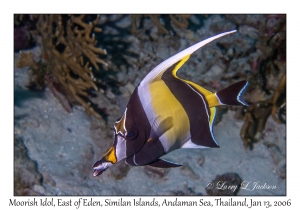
[216,80,248,106]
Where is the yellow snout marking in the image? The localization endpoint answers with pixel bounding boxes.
[104,146,117,164]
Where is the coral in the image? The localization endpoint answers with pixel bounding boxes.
[131,15,191,35]
[44,74,72,112]
[16,15,109,122]
[206,173,242,196]
[169,14,191,29]
[94,15,140,84]
[14,14,37,52]
[14,26,31,52]
[17,51,46,90]
[17,51,39,71]
[240,100,272,150]
[271,72,286,124]
[220,15,286,150]
[240,73,286,150]
[221,15,285,101]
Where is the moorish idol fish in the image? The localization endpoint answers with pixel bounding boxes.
[93,30,248,176]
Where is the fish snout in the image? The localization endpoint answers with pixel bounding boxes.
[92,159,110,176]
[93,168,105,177]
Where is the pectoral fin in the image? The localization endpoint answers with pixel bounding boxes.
[148,159,182,168]
[150,116,173,139]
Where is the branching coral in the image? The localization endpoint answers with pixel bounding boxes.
[220,15,286,150]
[222,15,286,96]
[17,15,108,122]
[240,72,286,150]
[169,15,191,29]
[240,99,272,150]
[271,72,286,124]
[131,14,191,35]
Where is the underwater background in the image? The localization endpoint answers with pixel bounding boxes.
[14,14,286,195]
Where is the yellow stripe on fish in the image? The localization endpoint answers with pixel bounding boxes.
[103,146,117,164]
[170,54,218,136]
[148,77,190,151]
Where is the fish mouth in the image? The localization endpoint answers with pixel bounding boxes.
[93,168,105,177]
[92,159,108,176]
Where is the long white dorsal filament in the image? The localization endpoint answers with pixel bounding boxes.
[141,30,237,84]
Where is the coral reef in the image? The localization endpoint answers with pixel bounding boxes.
[14,14,37,52]
[240,100,272,150]
[240,72,286,150]
[131,15,191,35]
[14,26,32,52]
[219,15,286,150]
[93,15,139,86]
[16,15,108,122]
[271,72,286,124]
[206,173,242,196]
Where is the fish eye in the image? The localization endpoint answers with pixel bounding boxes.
[125,130,138,140]
[127,131,135,137]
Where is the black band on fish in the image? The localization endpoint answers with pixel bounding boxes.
[215,80,249,106]
[124,87,151,156]
[161,63,219,148]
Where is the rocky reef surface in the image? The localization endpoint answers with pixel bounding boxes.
[14,14,286,195]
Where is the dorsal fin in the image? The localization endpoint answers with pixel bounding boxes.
[140,30,237,85]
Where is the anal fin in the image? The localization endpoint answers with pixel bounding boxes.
[147,159,182,168]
